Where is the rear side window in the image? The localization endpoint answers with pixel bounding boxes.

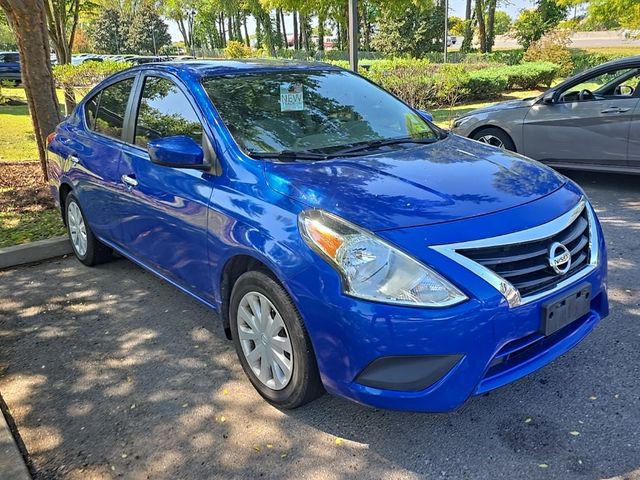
[94,78,134,140]
[0,53,19,63]
[134,76,203,149]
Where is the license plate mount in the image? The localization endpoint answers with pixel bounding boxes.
[541,283,592,336]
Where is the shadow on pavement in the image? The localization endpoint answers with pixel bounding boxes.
[0,170,638,480]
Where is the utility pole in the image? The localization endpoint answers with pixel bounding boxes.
[348,0,358,72]
[443,0,449,63]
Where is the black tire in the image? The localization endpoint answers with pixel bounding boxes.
[229,270,324,409]
[471,127,516,152]
[65,193,112,266]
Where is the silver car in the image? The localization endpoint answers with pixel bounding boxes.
[452,56,640,174]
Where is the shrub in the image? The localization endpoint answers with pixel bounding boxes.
[53,60,131,95]
[224,41,252,59]
[466,69,509,100]
[569,49,630,75]
[524,29,573,76]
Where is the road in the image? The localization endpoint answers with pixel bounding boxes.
[0,170,639,480]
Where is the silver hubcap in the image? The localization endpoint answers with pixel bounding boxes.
[477,134,505,148]
[67,201,88,257]
[237,292,293,391]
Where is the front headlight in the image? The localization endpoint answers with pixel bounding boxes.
[298,210,467,308]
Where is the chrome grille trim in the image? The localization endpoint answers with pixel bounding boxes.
[431,198,599,308]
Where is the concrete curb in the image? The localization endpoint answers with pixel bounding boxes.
[0,409,31,480]
[0,236,72,270]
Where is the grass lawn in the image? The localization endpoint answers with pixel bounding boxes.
[0,208,66,248]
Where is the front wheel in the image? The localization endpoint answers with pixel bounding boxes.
[471,127,516,151]
[230,270,324,409]
[65,193,112,266]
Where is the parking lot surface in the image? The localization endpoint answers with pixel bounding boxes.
[0,171,639,480]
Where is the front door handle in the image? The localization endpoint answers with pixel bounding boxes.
[121,174,138,188]
[601,106,631,114]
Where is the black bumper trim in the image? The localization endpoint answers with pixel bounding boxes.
[356,354,463,392]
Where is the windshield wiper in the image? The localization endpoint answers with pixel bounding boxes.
[331,136,440,156]
[247,150,329,161]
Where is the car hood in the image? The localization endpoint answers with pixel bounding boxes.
[462,97,539,116]
[264,135,566,231]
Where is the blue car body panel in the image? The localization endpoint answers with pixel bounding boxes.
[46,61,609,412]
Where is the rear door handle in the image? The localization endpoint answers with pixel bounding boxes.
[67,154,79,166]
[121,174,138,188]
[601,106,630,113]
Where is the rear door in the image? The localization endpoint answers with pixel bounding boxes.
[116,73,216,298]
[628,94,640,170]
[523,65,640,169]
[64,76,137,244]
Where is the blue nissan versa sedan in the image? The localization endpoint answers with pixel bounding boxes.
[46,60,608,412]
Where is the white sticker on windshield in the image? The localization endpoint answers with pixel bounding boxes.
[280,83,304,111]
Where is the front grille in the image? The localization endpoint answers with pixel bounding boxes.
[458,207,591,298]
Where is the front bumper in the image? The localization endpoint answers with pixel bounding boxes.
[288,193,608,412]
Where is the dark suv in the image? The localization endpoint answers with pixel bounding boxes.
[0,52,21,83]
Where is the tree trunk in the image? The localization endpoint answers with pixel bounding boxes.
[317,10,325,51]
[461,0,474,53]
[243,15,250,47]
[292,11,298,50]
[475,0,487,53]
[227,16,232,43]
[280,10,287,49]
[1,0,61,180]
[486,0,497,53]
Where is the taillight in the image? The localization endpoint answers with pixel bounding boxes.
[46,132,56,146]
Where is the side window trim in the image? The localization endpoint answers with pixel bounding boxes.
[558,65,640,103]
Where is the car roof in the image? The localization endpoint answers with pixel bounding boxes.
[129,59,342,77]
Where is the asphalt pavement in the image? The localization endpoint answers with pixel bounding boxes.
[0,170,638,480]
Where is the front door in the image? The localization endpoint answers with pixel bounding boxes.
[117,74,215,298]
[523,65,640,168]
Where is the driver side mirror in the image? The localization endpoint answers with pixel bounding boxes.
[148,135,208,170]
[542,90,557,105]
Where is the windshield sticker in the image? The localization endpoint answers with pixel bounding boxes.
[280,83,304,112]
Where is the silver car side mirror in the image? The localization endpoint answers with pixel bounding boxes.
[542,91,556,105]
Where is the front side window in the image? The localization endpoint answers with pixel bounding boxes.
[94,78,135,139]
[134,76,203,149]
[560,67,640,102]
[201,70,437,156]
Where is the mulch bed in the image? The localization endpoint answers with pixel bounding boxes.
[0,161,55,214]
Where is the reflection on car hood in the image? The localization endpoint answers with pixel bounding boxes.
[264,135,566,231]
[462,97,538,116]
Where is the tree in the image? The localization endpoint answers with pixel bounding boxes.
[448,16,464,36]
[88,7,129,53]
[493,10,512,35]
[513,0,566,49]
[126,2,171,54]
[372,0,444,58]
[587,0,640,29]
[0,0,61,180]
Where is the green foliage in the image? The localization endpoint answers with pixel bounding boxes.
[0,12,17,50]
[53,60,131,101]
[588,0,640,29]
[126,2,172,54]
[493,11,513,35]
[524,29,573,76]
[514,0,567,49]
[326,59,559,109]
[569,49,630,75]
[448,16,465,36]
[88,8,129,54]
[371,0,445,58]
[224,40,252,58]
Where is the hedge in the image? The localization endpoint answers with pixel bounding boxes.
[327,59,560,108]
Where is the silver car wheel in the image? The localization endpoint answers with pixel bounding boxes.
[67,201,88,257]
[237,291,294,391]
[477,134,505,149]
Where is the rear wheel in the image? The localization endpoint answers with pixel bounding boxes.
[230,270,323,409]
[472,127,516,151]
[65,193,112,266]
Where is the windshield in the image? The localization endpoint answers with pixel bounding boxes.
[201,69,438,156]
